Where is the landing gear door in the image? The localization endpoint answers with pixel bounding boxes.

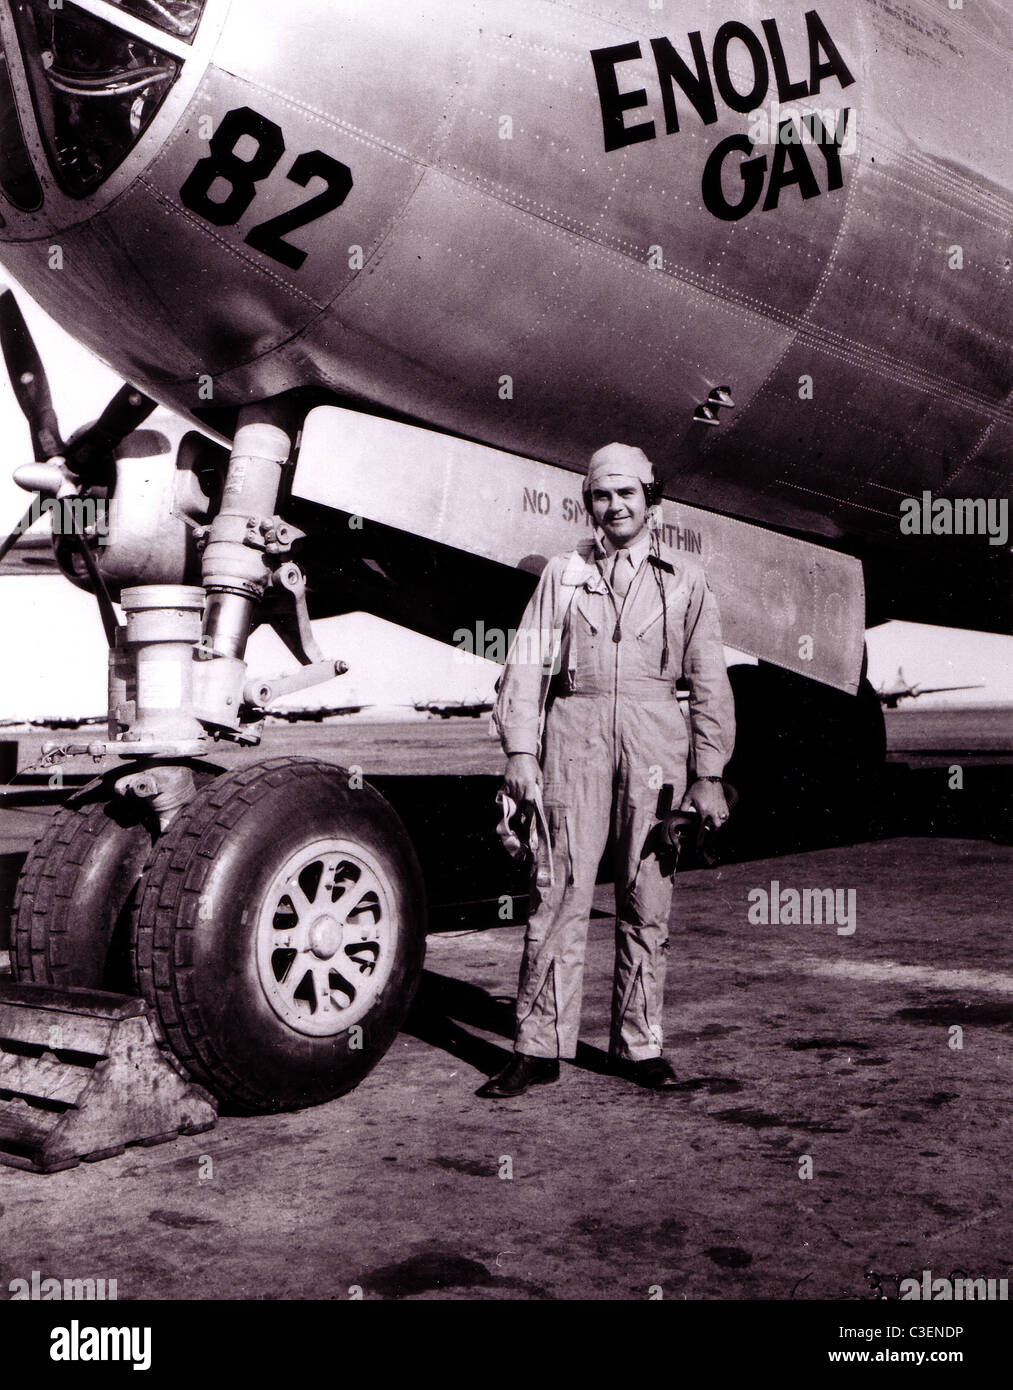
[293,405,866,695]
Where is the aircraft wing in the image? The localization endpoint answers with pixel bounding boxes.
[906,685,985,697]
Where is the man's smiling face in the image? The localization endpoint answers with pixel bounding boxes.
[590,478,648,547]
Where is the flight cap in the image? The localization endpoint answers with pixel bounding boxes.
[585,442,655,493]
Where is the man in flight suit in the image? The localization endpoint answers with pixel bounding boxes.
[479,443,735,1097]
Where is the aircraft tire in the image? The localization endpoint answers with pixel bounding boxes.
[130,757,427,1114]
[12,793,156,992]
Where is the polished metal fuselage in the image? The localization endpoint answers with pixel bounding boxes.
[0,0,1008,548]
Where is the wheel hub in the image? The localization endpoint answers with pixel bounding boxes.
[255,837,395,1037]
[308,914,341,960]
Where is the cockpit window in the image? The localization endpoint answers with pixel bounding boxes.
[101,2,208,43]
[12,0,181,198]
[0,31,42,211]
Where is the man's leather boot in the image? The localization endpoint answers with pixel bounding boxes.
[476,1052,560,1098]
[623,1057,682,1091]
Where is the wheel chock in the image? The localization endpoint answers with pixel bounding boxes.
[0,982,217,1173]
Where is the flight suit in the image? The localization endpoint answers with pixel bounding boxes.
[494,536,734,1061]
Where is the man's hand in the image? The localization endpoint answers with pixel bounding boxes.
[680,778,729,830]
[503,753,541,807]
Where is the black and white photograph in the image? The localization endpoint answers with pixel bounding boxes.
[0,0,1009,1361]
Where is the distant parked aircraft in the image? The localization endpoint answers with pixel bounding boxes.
[876,668,985,709]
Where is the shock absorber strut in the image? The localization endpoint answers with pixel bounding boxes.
[193,408,297,730]
[40,402,310,782]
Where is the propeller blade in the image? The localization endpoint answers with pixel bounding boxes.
[0,290,62,460]
[67,529,121,647]
[63,383,157,484]
[0,497,42,565]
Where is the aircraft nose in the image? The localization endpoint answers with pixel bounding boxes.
[2,0,186,205]
[0,0,212,233]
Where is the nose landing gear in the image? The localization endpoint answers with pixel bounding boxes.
[10,394,428,1114]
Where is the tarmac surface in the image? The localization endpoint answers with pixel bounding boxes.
[0,710,1010,1301]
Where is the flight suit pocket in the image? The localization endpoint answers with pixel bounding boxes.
[629,601,668,679]
[569,594,602,685]
[574,603,599,637]
[546,806,575,888]
[635,609,664,639]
